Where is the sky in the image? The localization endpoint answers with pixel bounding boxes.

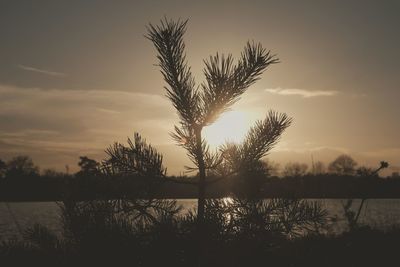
[0,0,399,176]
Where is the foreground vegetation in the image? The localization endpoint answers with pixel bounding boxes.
[1,197,399,267]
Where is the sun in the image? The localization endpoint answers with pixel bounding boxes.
[202,110,250,148]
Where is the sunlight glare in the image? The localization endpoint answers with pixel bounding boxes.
[203,110,250,148]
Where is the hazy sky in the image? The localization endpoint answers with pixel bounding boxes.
[1,0,399,175]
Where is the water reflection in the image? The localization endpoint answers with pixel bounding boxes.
[222,197,234,205]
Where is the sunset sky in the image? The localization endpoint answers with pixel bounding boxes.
[0,1,399,175]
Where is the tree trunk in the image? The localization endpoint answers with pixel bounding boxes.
[195,128,206,224]
[195,127,207,266]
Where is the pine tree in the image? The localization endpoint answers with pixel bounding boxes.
[146,18,292,223]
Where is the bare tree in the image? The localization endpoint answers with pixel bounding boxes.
[313,161,326,175]
[328,154,357,175]
[282,162,308,177]
[5,155,39,178]
[146,18,291,223]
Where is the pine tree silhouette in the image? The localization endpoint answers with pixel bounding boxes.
[146,18,292,224]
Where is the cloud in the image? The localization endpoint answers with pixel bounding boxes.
[0,84,176,148]
[0,84,182,172]
[95,108,121,115]
[265,88,338,98]
[17,64,67,77]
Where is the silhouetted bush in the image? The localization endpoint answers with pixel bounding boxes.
[2,197,400,266]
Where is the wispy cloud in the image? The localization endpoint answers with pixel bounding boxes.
[0,84,175,147]
[265,88,338,98]
[0,84,182,173]
[95,108,121,115]
[17,64,67,77]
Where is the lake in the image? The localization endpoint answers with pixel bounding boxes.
[1,199,400,240]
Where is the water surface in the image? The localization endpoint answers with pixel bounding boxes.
[1,199,400,240]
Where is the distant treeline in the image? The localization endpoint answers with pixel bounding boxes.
[2,173,400,201]
[1,155,399,201]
